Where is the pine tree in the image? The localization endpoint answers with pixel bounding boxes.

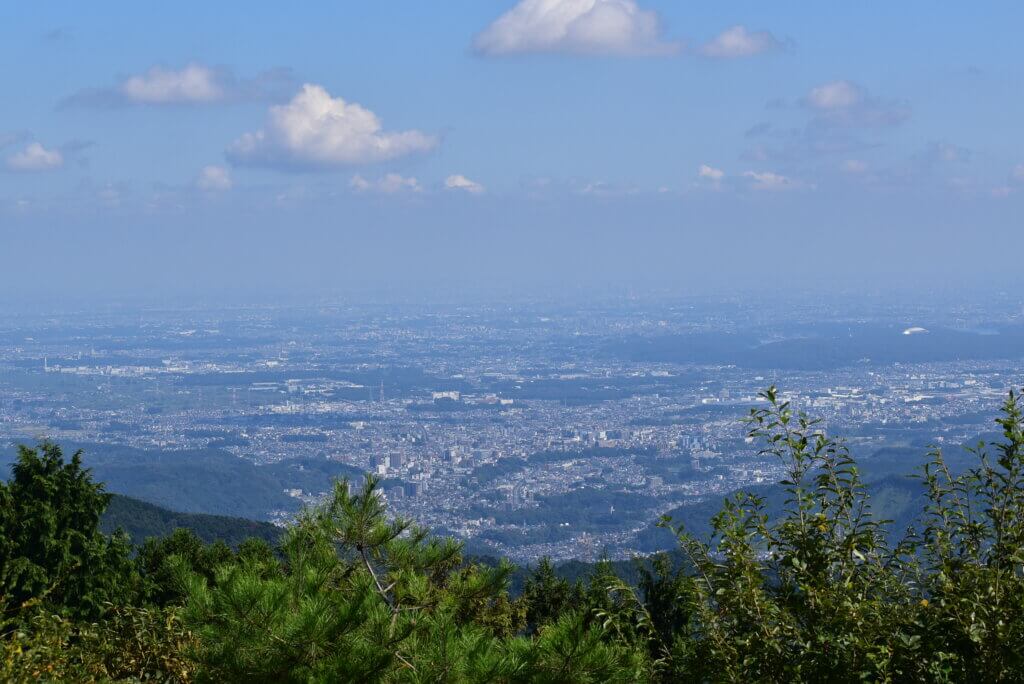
[177,476,645,682]
[520,557,583,634]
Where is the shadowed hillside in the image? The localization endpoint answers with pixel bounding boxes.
[101,494,282,547]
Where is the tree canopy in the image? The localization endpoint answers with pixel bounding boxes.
[0,443,136,620]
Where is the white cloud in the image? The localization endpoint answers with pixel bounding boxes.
[1012,164,1024,182]
[474,0,678,56]
[743,170,801,191]
[444,174,485,194]
[196,165,232,191]
[351,173,422,194]
[804,80,908,127]
[698,164,724,181]
[122,63,224,104]
[700,25,782,58]
[842,159,868,174]
[61,64,296,108]
[228,84,436,170]
[6,142,64,171]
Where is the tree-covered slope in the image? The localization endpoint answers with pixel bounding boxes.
[101,493,282,547]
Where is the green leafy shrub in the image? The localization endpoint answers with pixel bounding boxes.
[648,387,1024,682]
[1,604,196,682]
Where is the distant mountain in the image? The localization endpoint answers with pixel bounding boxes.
[101,493,282,547]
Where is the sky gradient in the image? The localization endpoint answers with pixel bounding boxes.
[2,2,1023,301]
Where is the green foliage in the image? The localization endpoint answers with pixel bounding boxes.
[137,529,236,607]
[0,443,272,681]
[177,475,644,682]
[635,553,692,660]
[0,442,138,621]
[520,557,584,634]
[1,604,196,682]
[650,386,1024,682]
[910,389,1024,681]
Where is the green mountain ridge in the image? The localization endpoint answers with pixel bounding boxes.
[101,493,282,548]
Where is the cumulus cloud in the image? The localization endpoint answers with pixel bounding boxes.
[474,0,678,56]
[228,84,437,170]
[743,170,802,191]
[196,165,232,191]
[842,159,868,174]
[61,63,297,107]
[6,142,64,171]
[804,80,908,127]
[351,173,422,194]
[698,164,725,181]
[700,25,782,58]
[444,174,485,193]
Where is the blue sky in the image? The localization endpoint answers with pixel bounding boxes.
[2,1,1023,300]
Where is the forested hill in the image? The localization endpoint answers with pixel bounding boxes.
[101,493,282,547]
